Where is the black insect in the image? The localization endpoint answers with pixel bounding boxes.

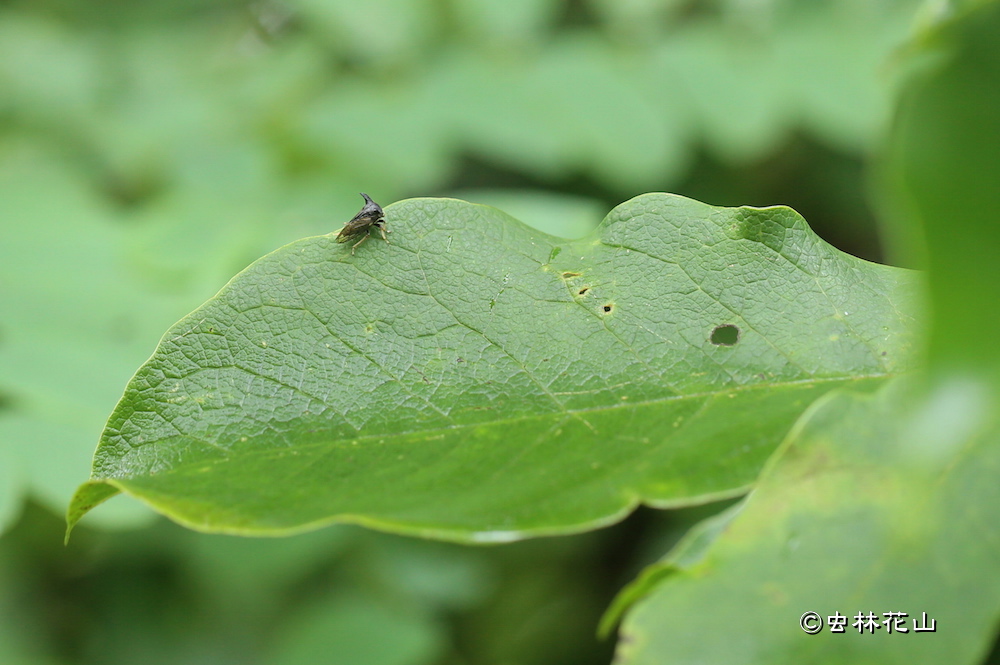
[337,192,389,254]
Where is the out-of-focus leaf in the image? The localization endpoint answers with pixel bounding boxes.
[618,378,1000,665]
[0,15,101,130]
[777,3,917,153]
[529,36,678,190]
[0,440,20,534]
[656,2,921,163]
[448,189,605,239]
[298,76,451,193]
[358,536,497,611]
[180,525,353,614]
[429,48,572,178]
[0,143,178,528]
[887,0,1000,381]
[67,194,920,541]
[656,21,789,163]
[287,0,435,66]
[267,590,445,665]
[586,0,687,36]
[451,0,561,45]
[437,36,688,189]
[1,1,925,199]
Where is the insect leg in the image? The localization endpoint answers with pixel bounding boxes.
[377,222,389,244]
[351,234,369,254]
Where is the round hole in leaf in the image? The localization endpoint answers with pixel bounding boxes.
[711,324,740,346]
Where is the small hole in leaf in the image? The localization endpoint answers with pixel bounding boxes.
[578,287,589,295]
[602,304,613,313]
[711,324,740,346]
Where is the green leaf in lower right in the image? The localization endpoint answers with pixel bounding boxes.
[616,377,1000,665]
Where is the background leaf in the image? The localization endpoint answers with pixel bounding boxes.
[618,377,1000,665]
[886,0,1000,381]
[68,194,920,540]
[268,589,445,665]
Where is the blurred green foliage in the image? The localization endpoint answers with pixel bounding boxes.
[0,0,939,663]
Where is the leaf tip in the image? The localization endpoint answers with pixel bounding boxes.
[65,481,120,545]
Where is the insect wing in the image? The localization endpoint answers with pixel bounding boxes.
[336,218,366,243]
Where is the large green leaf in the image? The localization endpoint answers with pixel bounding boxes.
[67,194,920,541]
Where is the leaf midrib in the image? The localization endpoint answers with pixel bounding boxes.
[98,373,895,481]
